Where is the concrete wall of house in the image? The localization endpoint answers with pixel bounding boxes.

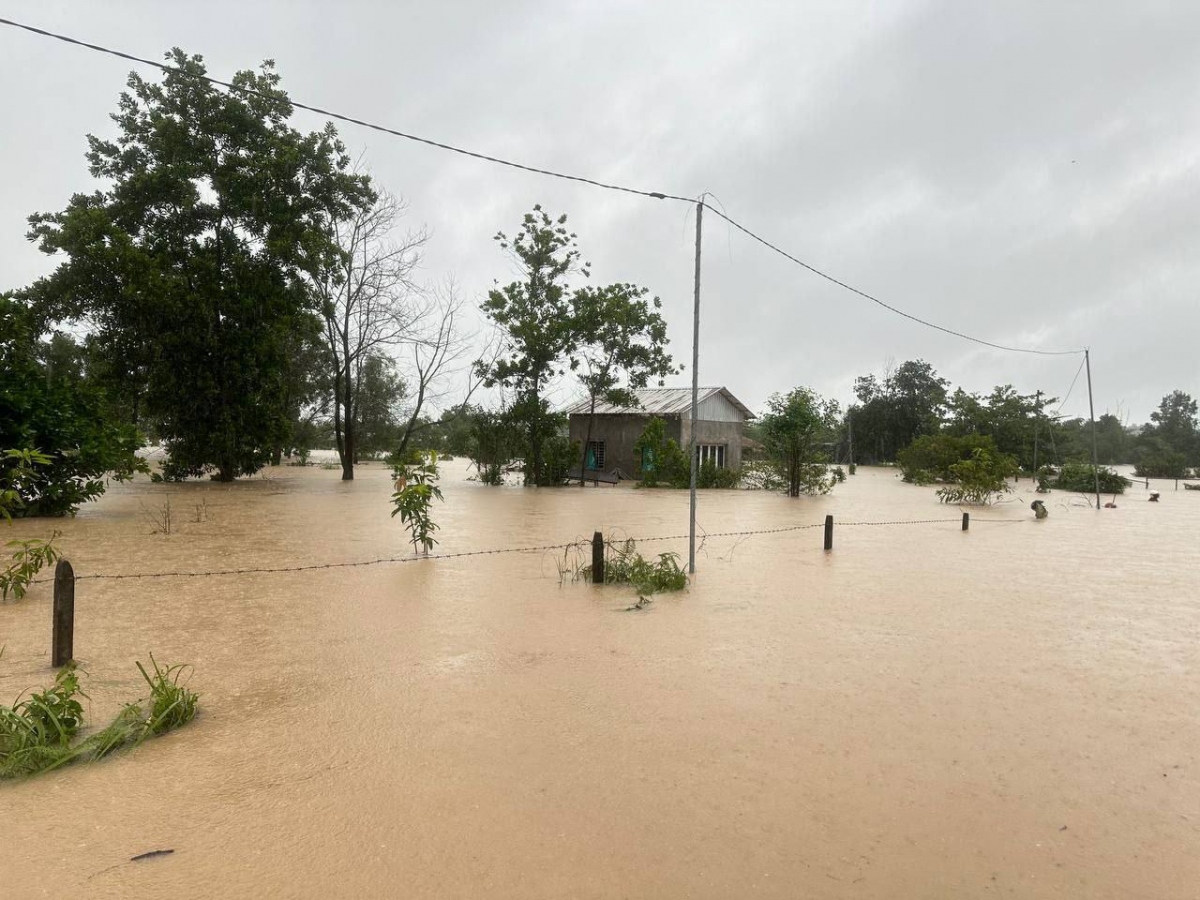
[680,419,747,470]
[568,414,683,477]
[568,412,749,478]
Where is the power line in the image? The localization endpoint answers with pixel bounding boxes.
[1054,355,1087,417]
[0,16,1086,359]
[701,202,1085,357]
[0,17,690,204]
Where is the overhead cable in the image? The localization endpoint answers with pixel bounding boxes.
[0,16,1086,358]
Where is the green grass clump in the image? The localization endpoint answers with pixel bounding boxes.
[576,538,687,597]
[0,656,198,780]
[138,657,199,734]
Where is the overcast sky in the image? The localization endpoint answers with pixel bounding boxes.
[3,1,1198,423]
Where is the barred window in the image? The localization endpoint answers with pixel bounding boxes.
[586,441,605,470]
[697,444,726,468]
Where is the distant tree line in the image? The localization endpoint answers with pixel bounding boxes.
[838,359,1198,479]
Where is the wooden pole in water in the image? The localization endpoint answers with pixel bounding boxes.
[962,512,970,531]
[591,531,604,584]
[1032,389,1041,482]
[52,559,75,667]
[823,515,834,551]
[688,199,703,575]
[1085,349,1101,510]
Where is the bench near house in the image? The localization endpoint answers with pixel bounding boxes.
[565,386,754,480]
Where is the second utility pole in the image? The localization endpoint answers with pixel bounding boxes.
[1085,348,1101,509]
[688,199,703,574]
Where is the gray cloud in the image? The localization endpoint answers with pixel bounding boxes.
[2,1,1197,422]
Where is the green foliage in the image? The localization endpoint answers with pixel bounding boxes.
[849,360,948,463]
[898,433,1000,484]
[26,52,372,482]
[633,417,687,487]
[0,448,52,521]
[571,282,677,476]
[136,657,200,735]
[0,658,197,780]
[936,447,1017,505]
[1054,462,1131,494]
[390,452,444,554]
[741,460,788,492]
[760,388,841,497]
[583,538,688,597]
[1,532,62,601]
[478,206,588,486]
[540,433,580,486]
[2,296,145,515]
[697,460,742,489]
[354,354,407,460]
[1144,390,1198,463]
[1133,444,1191,479]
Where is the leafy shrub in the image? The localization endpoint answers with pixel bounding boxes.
[898,433,998,484]
[741,460,787,492]
[1133,447,1191,479]
[697,460,741,489]
[936,446,1017,504]
[540,434,579,486]
[1054,461,1131,494]
[390,452,444,554]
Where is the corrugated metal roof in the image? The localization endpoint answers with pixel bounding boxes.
[563,386,754,419]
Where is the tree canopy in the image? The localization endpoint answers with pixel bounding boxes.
[25,50,372,481]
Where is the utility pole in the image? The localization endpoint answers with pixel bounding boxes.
[1085,348,1101,509]
[1032,389,1041,484]
[688,199,703,574]
[847,408,854,472]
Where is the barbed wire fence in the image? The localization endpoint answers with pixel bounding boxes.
[26,515,1022,584]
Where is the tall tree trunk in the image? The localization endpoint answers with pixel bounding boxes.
[342,393,355,480]
[579,394,597,486]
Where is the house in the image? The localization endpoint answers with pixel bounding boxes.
[564,386,755,479]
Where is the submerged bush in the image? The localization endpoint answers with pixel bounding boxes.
[898,433,998,484]
[562,537,688,598]
[936,446,1017,505]
[1053,462,1130,494]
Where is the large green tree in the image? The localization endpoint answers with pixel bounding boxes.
[760,388,841,497]
[571,282,676,479]
[26,50,372,481]
[478,206,588,485]
[849,360,948,462]
[1146,391,1198,460]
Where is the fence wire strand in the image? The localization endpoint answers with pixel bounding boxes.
[22,516,1019,584]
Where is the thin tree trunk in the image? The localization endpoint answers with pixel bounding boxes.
[579,394,597,486]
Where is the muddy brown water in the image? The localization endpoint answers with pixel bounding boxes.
[1,464,1197,899]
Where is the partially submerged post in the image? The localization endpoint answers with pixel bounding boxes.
[52,559,75,667]
[591,531,605,584]
[962,512,970,531]
[823,515,833,551]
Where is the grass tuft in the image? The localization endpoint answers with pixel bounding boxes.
[0,658,198,780]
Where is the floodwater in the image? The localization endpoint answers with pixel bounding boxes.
[1,463,1197,899]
